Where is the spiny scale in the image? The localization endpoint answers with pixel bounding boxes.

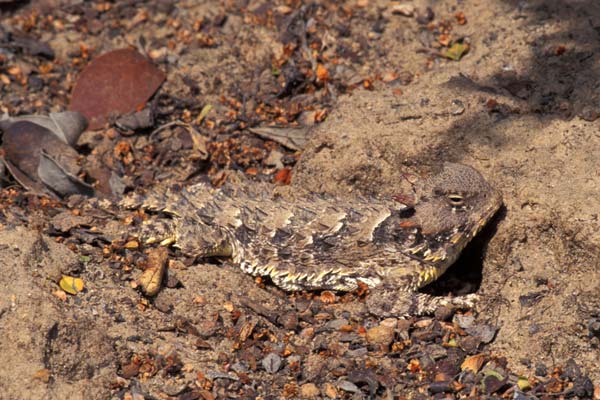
[121,163,502,317]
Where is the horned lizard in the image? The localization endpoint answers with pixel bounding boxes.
[121,163,502,317]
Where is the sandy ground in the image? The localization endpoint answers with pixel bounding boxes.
[0,0,599,399]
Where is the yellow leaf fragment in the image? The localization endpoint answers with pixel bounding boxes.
[517,376,532,391]
[195,104,213,125]
[443,41,470,61]
[483,368,505,380]
[461,354,486,374]
[59,275,84,295]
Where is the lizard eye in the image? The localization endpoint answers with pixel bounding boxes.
[447,194,464,206]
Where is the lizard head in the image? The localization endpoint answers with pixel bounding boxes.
[395,163,502,269]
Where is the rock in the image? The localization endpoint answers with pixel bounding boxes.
[534,363,548,376]
[337,380,360,393]
[300,383,320,398]
[588,318,600,338]
[322,383,337,398]
[278,311,299,330]
[391,4,415,17]
[580,106,599,122]
[366,323,395,347]
[262,353,282,373]
[264,149,284,169]
[465,324,498,344]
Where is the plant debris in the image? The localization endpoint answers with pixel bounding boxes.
[69,48,165,130]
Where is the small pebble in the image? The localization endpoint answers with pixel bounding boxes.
[300,383,320,398]
[262,352,282,374]
[391,4,415,17]
[366,324,395,347]
[580,106,599,122]
[535,363,548,376]
[465,324,498,344]
[428,380,453,394]
[454,314,475,329]
[278,311,299,330]
[588,318,600,338]
[337,380,360,393]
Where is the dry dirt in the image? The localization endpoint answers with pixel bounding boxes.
[0,0,599,399]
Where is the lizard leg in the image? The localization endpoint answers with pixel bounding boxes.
[168,219,235,259]
[366,287,478,318]
[133,220,177,246]
[122,217,233,259]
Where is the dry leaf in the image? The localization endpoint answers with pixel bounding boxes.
[248,126,311,151]
[69,48,165,130]
[137,247,168,296]
[273,168,292,185]
[461,354,486,373]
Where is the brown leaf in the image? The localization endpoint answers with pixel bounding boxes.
[1,111,87,146]
[2,121,79,181]
[69,48,165,130]
[138,247,168,296]
[238,317,258,342]
[1,120,93,197]
[119,361,141,379]
[461,353,487,373]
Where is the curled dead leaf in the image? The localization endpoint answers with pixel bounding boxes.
[1,120,93,197]
[0,111,87,146]
[137,247,168,296]
[248,126,311,151]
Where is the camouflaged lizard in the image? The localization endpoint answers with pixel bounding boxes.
[121,163,502,317]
